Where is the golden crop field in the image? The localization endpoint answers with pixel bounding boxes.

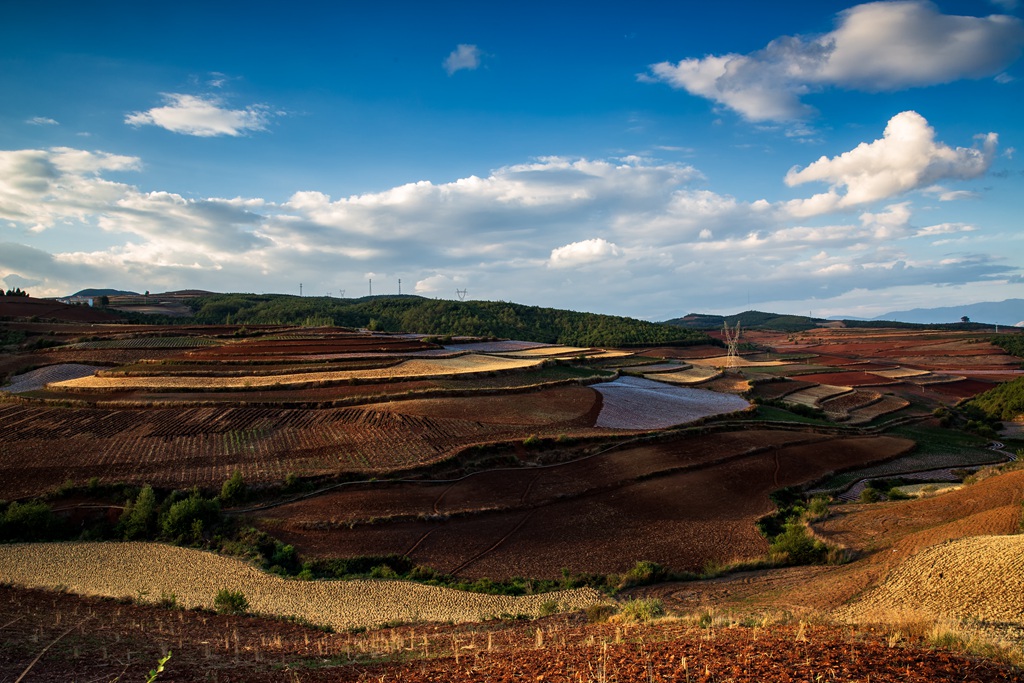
[782,384,853,408]
[643,366,721,384]
[47,354,546,392]
[838,535,1024,626]
[0,542,605,631]
[868,367,931,379]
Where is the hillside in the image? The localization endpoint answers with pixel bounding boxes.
[866,299,1024,326]
[0,296,123,323]
[187,293,710,347]
[663,310,825,332]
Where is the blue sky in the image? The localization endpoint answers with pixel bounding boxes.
[1,0,1022,321]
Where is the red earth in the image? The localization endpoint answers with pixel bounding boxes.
[2,585,1019,683]
[253,432,914,578]
[0,297,123,323]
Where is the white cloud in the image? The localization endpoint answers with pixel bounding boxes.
[784,111,996,216]
[125,93,275,137]
[2,144,1016,318]
[26,116,59,126]
[549,238,622,268]
[444,44,482,75]
[643,1,1024,121]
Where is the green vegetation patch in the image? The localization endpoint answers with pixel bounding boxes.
[188,294,710,348]
[968,376,1024,421]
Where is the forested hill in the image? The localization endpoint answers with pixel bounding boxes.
[188,294,711,347]
[664,310,826,332]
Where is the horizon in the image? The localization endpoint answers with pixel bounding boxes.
[2,1,1022,321]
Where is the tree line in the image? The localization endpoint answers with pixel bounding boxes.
[187,294,710,347]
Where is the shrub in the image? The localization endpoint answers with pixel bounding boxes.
[220,470,247,505]
[769,522,828,565]
[0,500,62,541]
[585,604,617,623]
[120,485,158,540]
[618,598,664,623]
[214,589,248,615]
[538,599,559,617]
[859,488,881,503]
[616,560,669,590]
[160,494,221,544]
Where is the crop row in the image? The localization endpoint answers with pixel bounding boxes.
[64,337,219,350]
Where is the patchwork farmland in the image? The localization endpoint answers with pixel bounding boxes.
[1,302,1023,680]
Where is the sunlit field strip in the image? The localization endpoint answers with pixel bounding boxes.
[48,354,546,391]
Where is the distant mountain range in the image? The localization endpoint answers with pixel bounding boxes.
[834,299,1024,326]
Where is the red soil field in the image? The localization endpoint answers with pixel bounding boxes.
[637,468,1024,621]
[257,432,913,578]
[373,385,601,427]
[3,586,1017,683]
[0,297,122,323]
[747,379,816,400]
[632,345,726,359]
[921,378,999,399]
[185,336,439,359]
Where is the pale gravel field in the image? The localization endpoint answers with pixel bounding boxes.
[0,542,605,631]
[592,376,749,429]
[47,354,545,391]
[1,364,104,393]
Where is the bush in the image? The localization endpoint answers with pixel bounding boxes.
[160,494,221,544]
[538,599,559,617]
[0,500,62,541]
[769,522,828,565]
[585,604,617,623]
[859,487,881,503]
[214,589,248,615]
[220,470,247,505]
[616,560,669,590]
[618,597,664,623]
[120,485,158,540]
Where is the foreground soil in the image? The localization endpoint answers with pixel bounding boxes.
[1,585,1019,683]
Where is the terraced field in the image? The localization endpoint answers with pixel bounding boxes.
[0,542,604,630]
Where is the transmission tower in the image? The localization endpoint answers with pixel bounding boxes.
[455,289,468,301]
[723,321,742,370]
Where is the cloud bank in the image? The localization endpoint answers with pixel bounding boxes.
[1,112,1016,317]
[644,1,1024,121]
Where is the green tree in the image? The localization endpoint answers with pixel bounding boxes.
[219,470,247,505]
[119,485,158,540]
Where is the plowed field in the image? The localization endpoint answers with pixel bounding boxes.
[255,433,913,578]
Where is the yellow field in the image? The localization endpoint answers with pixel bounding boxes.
[782,384,853,408]
[838,535,1024,626]
[688,356,786,368]
[48,354,546,391]
[499,345,593,357]
[0,542,605,631]
[868,367,930,379]
[644,366,721,385]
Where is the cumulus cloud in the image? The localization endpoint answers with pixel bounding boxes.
[1,142,1015,318]
[643,1,1024,121]
[125,93,275,137]
[549,238,622,268]
[784,111,997,216]
[444,44,482,75]
[26,116,58,126]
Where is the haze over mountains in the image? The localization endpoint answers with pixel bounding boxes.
[834,299,1024,326]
